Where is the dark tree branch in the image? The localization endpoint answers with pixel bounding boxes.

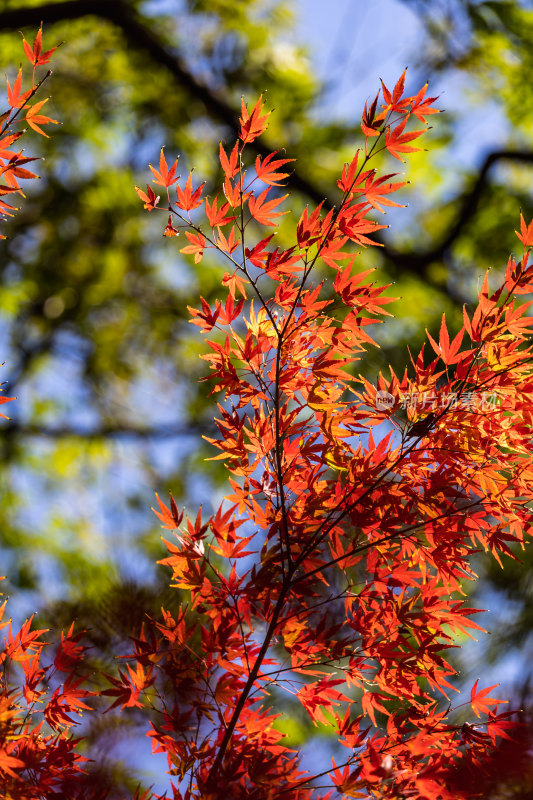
[1,3,533,283]
[381,149,533,271]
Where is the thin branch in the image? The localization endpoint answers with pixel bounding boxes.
[204,580,290,788]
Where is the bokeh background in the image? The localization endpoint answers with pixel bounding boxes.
[1,0,533,795]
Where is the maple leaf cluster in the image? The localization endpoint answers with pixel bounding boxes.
[0,25,59,236]
[0,583,96,798]
[130,73,533,799]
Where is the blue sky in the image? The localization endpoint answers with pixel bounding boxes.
[292,0,508,172]
[293,0,423,117]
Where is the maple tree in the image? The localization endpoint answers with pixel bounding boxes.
[2,7,533,698]
[2,22,533,800]
[129,74,533,799]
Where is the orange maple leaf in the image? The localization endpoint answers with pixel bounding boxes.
[515,212,533,248]
[22,24,58,69]
[239,95,270,145]
[25,98,59,137]
[181,230,206,263]
[6,68,32,109]
[254,151,294,187]
[385,117,425,162]
[135,184,160,210]
[176,171,205,211]
[470,680,508,718]
[149,148,179,188]
[248,188,288,226]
